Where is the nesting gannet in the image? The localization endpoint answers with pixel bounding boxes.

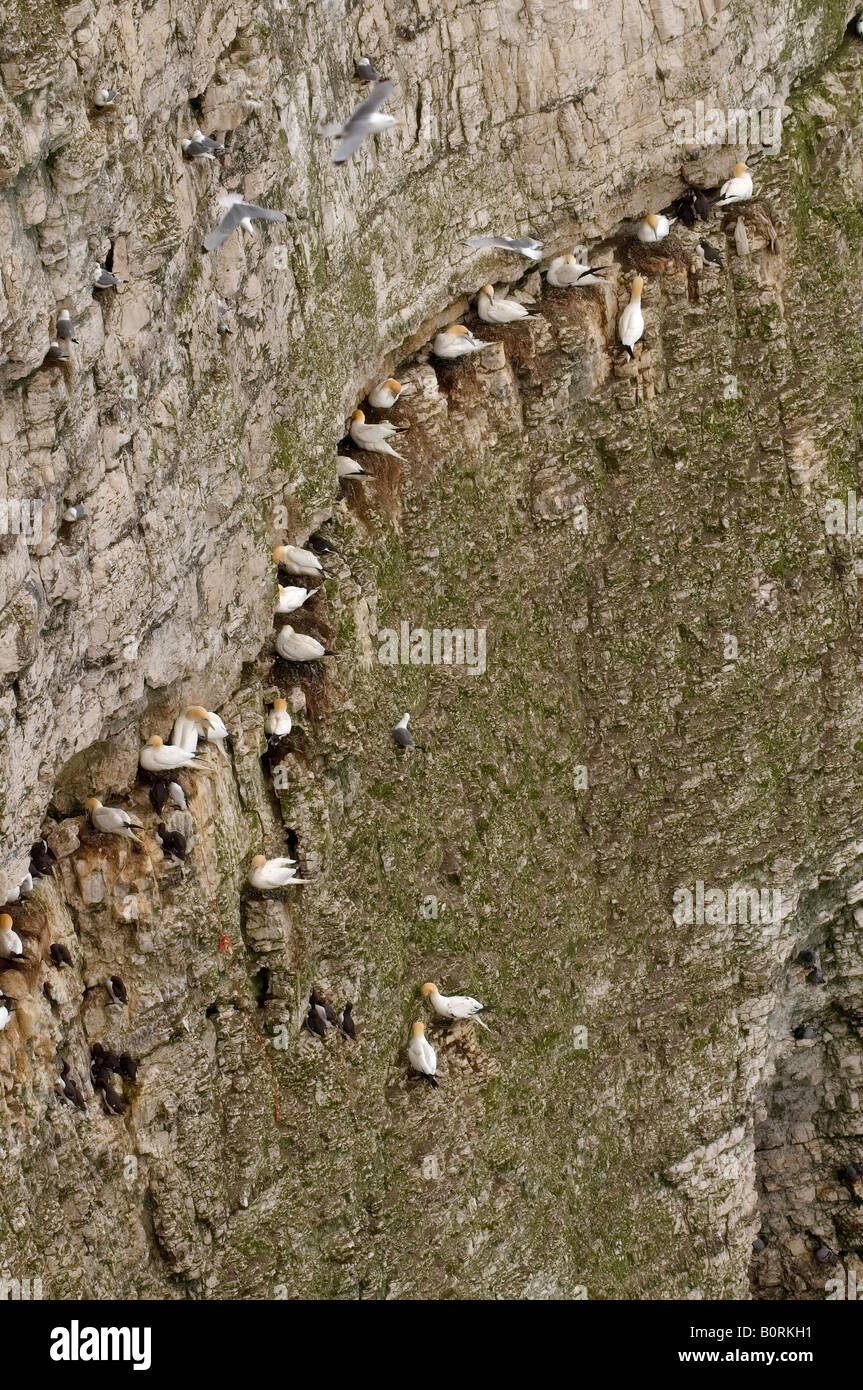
[336,455,369,480]
[181,705,229,754]
[49,943,72,968]
[432,324,492,360]
[476,283,533,324]
[322,80,400,163]
[56,309,77,341]
[29,839,56,877]
[182,130,225,159]
[273,544,325,577]
[464,235,543,261]
[140,735,200,773]
[714,162,753,207]
[84,797,143,844]
[248,854,309,889]
[349,409,407,459]
[340,1002,356,1038]
[93,263,122,290]
[696,240,724,268]
[636,213,675,243]
[407,1021,438,1086]
[276,625,331,662]
[546,254,606,288]
[392,712,424,750]
[93,88,120,108]
[203,193,288,251]
[276,582,319,614]
[63,503,85,522]
[157,824,187,862]
[421,982,489,1029]
[354,57,381,82]
[265,698,293,736]
[618,277,645,358]
[43,341,68,363]
[0,915,23,960]
[107,975,127,1006]
[59,1064,86,1110]
[368,378,407,409]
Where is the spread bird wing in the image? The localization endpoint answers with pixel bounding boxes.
[333,80,394,162]
[204,201,286,250]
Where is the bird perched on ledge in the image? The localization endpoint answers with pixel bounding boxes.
[276,582,319,613]
[368,378,408,409]
[714,161,752,207]
[265,698,292,736]
[273,544,325,578]
[0,915,21,960]
[276,625,332,662]
[407,1021,438,1087]
[618,277,645,358]
[477,284,533,324]
[421,982,489,1029]
[636,213,675,243]
[84,798,143,845]
[140,735,201,774]
[546,254,607,288]
[248,854,309,889]
[349,409,407,459]
[432,324,491,360]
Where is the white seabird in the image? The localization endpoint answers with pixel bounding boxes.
[168,781,187,811]
[368,378,408,409]
[93,88,120,108]
[265,698,292,736]
[178,705,229,755]
[273,545,324,578]
[56,310,77,341]
[636,213,676,243]
[275,625,330,662]
[421,982,489,1029]
[392,713,421,750]
[276,582,319,613]
[464,235,543,261]
[432,324,492,360]
[322,80,400,164]
[93,263,122,290]
[349,409,406,459]
[203,193,287,251]
[407,1021,438,1086]
[336,455,369,479]
[140,735,201,773]
[714,162,753,208]
[84,797,143,844]
[248,854,309,889]
[0,915,23,960]
[546,254,607,288]
[477,283,533,324]
[354,57,380,82]
[63,503,85,522]
[182,130,225,160]
[618,276,645,358]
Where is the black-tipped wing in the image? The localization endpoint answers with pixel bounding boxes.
[333,80,394,163]
[204,201,287,250]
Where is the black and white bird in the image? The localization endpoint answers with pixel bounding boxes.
[407,1022,438,1087]
[0,995,12,1031]
[93,263,123,290]
[56,310,77,341]
[149,780,171,814]
[354,57,381,82]
[421,982,489,1029]
[93,87,120,108]
[30,838,56,877]
[310,991,338,1028]
[99,1080,128,1114]
[49,943,72,968]
[675,189,713,226]
[793,1024,819,1040]
[696,240,724,268]
[322,80,400,164]
[118,1054,138,1082]
[59,1064,86,1111]
[464,234,543,261]
[85,797,143,844]
[182,130,225,159]
[392,713,424,750]
[107,975,128,1006]
[43,341,69,363]
[156,824,187,862]
[340,1003,356,1039]
[305,1004,328,1038]
[203,194,288,251]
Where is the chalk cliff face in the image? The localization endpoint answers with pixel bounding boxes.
[2,0,863,1300]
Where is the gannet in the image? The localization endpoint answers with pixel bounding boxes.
[477,283,533,324]
[432,324,492,359]
[157,824,187,862]
[354,57,380,82]
[203,194,287,251]
[276,625,331,662]
[49,943,72,968]
[421,982,489,1029]
[618,277,645,358]
[182,130,225,159]
[349,409,407,459]
[336,455,369,479]
[322,80,400,163]
[637,213,676,243]
[93,88,120,108]
[107,975,127,1006]
[181,705,229,754]
[84,797,143,844]
[273,544,324,577]
[340,1002,356,1038]
[29,839,56,877]
[546,254,606,288]
[368,378,407,408]
[464,235,543,261]
[0,915,23,959]
[265,698,293,736]
[248,854,309,889]
[93,264,122,290]
[59,1065,86,1110]
[407,1021,438,1086]
[56,310,77,341]
[276,582,319,613]
[139,735,200,773]
[714,162,752,207]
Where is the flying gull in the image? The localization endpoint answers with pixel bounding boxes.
[322,80,400,164]
[204,193,287,251]
[464,235,544,261]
